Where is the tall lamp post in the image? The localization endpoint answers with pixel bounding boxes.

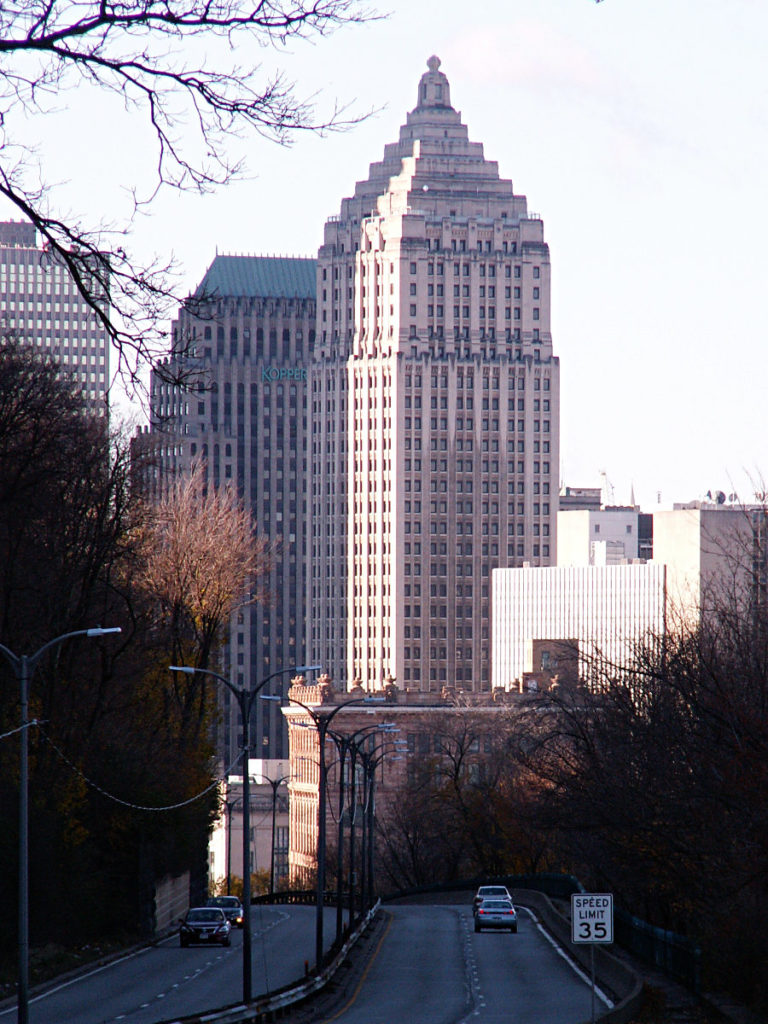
[169,663,320,1004]
[285,694,383,970]
[0,626,122,1024]
[221,784,242,897]
[256,771,292,897]
[358,738,406,912]
[326,724,395,940]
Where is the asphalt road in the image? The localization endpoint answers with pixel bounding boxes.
[0,903,611,1024]
[288,903,612,1024]
[0,905,335,1024]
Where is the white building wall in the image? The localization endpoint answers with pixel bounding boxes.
[557,508,639,567]
[652,506,755,622]
[0,221,110,411]
[491,562,667,690]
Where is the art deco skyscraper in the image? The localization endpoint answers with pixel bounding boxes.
[309,57,560,693]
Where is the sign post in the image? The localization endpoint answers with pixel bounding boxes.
[571,893,613,1024]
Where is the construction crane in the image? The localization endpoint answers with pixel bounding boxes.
[599,469,615,505]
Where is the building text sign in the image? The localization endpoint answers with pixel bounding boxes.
[571,893,613,944]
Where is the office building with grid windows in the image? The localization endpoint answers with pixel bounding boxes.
[309,57,560,693]
[0,220,110,411]
[135,254,316,762]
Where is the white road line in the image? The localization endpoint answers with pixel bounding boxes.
[519,907,614,1008]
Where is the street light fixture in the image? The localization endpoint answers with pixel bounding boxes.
[254,771,293,897]
[169,663,321,1004]
[0,626,121,1024]
[285,693,383,970]
[325,723,394,940]
[357,737,404,912]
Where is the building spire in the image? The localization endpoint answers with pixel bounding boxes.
[416,54,452,110]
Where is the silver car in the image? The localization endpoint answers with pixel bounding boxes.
[474,898,518,933]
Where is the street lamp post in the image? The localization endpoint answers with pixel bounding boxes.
[358,739,406,913]
[327,724,393,939]
[286,695,383,970]
[256,772,292,897]
[0,626,121,1024]
[221,784,242,897]
[170,663,320,1004]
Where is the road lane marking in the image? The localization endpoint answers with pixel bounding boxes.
[318,912,394,1023]
[521,906,613,1008]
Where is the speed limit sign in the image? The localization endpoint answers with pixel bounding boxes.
[571,893,613,944]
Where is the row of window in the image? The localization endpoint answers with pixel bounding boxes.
[413,304,540,321]
[411,262,542,279]
[417,284,540,299]
[407,374,551,391]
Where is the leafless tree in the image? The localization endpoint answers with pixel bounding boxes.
[521,560,768,1007]
[0,0,374,394]
[376,706,553,888]
[133,458,273,671]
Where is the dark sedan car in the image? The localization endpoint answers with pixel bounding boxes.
[180,907,232,947]
[206,895,244,928]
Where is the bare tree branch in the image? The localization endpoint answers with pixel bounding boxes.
[0,0,377,395]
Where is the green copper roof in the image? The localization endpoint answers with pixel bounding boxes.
[195,255,317,300]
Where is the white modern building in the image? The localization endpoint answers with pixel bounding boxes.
[492,562,667,690]
[653,504,759,623]
[557,506,640,567]
[492,501,764,691]
[208,759,291,891]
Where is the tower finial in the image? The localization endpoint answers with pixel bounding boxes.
[416,56,451,111]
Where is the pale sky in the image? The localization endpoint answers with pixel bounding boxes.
[4,0,767,511]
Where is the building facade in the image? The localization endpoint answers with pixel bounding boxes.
[310,57,560,694]
[653,503,764,623]
[208,759,291,891]
[557,506,640,567]
[136,255,316,761]
[492,501,767,691]
[491,562,668,691]
[283,680,515,887]
[0,219,110,411]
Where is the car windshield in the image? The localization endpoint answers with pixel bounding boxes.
[208,897,239,907]
[478,887,508,899]
[481,900,513,911]
[187,909,224,922]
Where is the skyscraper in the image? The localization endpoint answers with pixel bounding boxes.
[137,254,316,761]
[309,57,560,693]
[0,220,110,411]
